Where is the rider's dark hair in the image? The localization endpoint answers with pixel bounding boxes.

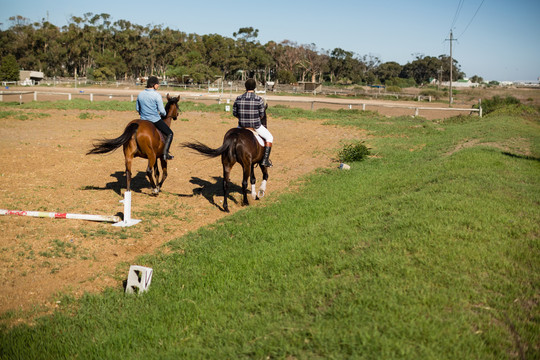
[245,78,256,91]
[146,76,159,88]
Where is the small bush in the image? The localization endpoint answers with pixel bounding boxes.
[419,89,444,100]
[338,141,370,163]
[386,85,402,93]
[479,95,521,115]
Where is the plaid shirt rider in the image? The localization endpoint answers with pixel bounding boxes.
[233,91,265,129]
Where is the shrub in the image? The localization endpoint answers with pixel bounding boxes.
[386,77,416,88]
[0,54,19,81]
[338,141,370,163]
[386,85,402,93]
[478,95,521,115]
[419,89,444,100]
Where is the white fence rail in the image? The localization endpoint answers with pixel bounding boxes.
[0,90,482,118]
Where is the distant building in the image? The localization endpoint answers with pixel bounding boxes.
[19,70,44,85]
[435,78,479,88]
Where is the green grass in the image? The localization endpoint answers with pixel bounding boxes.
[0,107,539,359]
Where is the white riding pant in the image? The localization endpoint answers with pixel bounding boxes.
[255,125,273,144]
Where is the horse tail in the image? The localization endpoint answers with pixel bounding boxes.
[182,135,237,159]
[86,122,139,155]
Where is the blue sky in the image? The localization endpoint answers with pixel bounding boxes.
[1,0,539,82]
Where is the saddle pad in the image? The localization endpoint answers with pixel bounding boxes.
[244,128,264,146]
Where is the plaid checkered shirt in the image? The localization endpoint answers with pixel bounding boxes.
[233,91,265,129]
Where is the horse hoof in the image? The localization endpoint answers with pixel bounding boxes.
[258,190,265,198]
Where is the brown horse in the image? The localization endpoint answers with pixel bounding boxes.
[87,94,180,195]
[182,113,269,212]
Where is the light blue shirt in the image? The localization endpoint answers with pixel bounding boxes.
[136,88,166,123]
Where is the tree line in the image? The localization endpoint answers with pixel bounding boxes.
[0,13,471,86]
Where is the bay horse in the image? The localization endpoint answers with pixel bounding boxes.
[86,94,180,195]
[182,111,269,212]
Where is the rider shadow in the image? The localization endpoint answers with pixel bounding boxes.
[82,171,149,196]
[188,176,243,212]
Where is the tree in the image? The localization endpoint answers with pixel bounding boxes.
[375,61,402,84]
[470,75,483,83]
[400,55,441,85]
[328,48,366,84]
[0,54,19,81]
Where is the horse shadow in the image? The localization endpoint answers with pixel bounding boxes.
[186,176,243,211]
[81,171,149,196]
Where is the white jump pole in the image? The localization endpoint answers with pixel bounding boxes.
[0,209,120,223]
[113,191,141,227]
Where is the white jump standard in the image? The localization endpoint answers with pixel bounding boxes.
[113,191,141,227]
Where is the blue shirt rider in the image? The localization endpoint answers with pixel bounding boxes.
[136,76,174,160]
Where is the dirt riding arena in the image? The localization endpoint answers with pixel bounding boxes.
[0,100,370,318]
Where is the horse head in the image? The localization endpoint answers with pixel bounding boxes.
[165,94,180,120]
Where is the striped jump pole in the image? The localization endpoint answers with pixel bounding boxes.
[0,209,120,223]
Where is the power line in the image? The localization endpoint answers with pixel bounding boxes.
[451,0,466,30]
[458,0,486,38]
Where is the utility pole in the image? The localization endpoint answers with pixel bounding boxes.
[449,30,453,105]
[437,66,443,91]
[446,30,456,106]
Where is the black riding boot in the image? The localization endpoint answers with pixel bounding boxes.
[163,134,174,160]
[261,143,272,167]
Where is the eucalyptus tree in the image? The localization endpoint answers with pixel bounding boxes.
[33,21,63,75]
[202,34,236,79]
[375,61,403,84]
[297,43,328,83]
[265,40,303,84]
[3,16,36,70]
[328,48,366,84]
[400,55,463,85]
[113,20,150,79]
[232,27,269,80]
[438,54,465,81]
[0,54,19,81]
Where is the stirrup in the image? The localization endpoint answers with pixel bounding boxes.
[261,159,273,167]
[164,153,174,160]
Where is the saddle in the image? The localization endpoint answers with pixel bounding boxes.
[242,127,264,146]
[142,120,166,142]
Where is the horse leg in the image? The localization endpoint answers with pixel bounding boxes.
[241,163,251,206]
[257,165,269,199]
[157,158,168,191]
[125,156,133,192]
[154,162,161,193]
[250,164,257,200]
[123,141,137,192]
[222,163,232,212]
[146,154,159,195]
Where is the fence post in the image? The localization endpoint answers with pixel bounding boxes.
[131,94,134,102]
[311,102,314,111]
[362,104,366,111]
[90,93,93,102]
[479,99,483,117]
[19,94,22,105]
[34,91,37,101]
[415,108,419,117]
[68,93,72,101]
